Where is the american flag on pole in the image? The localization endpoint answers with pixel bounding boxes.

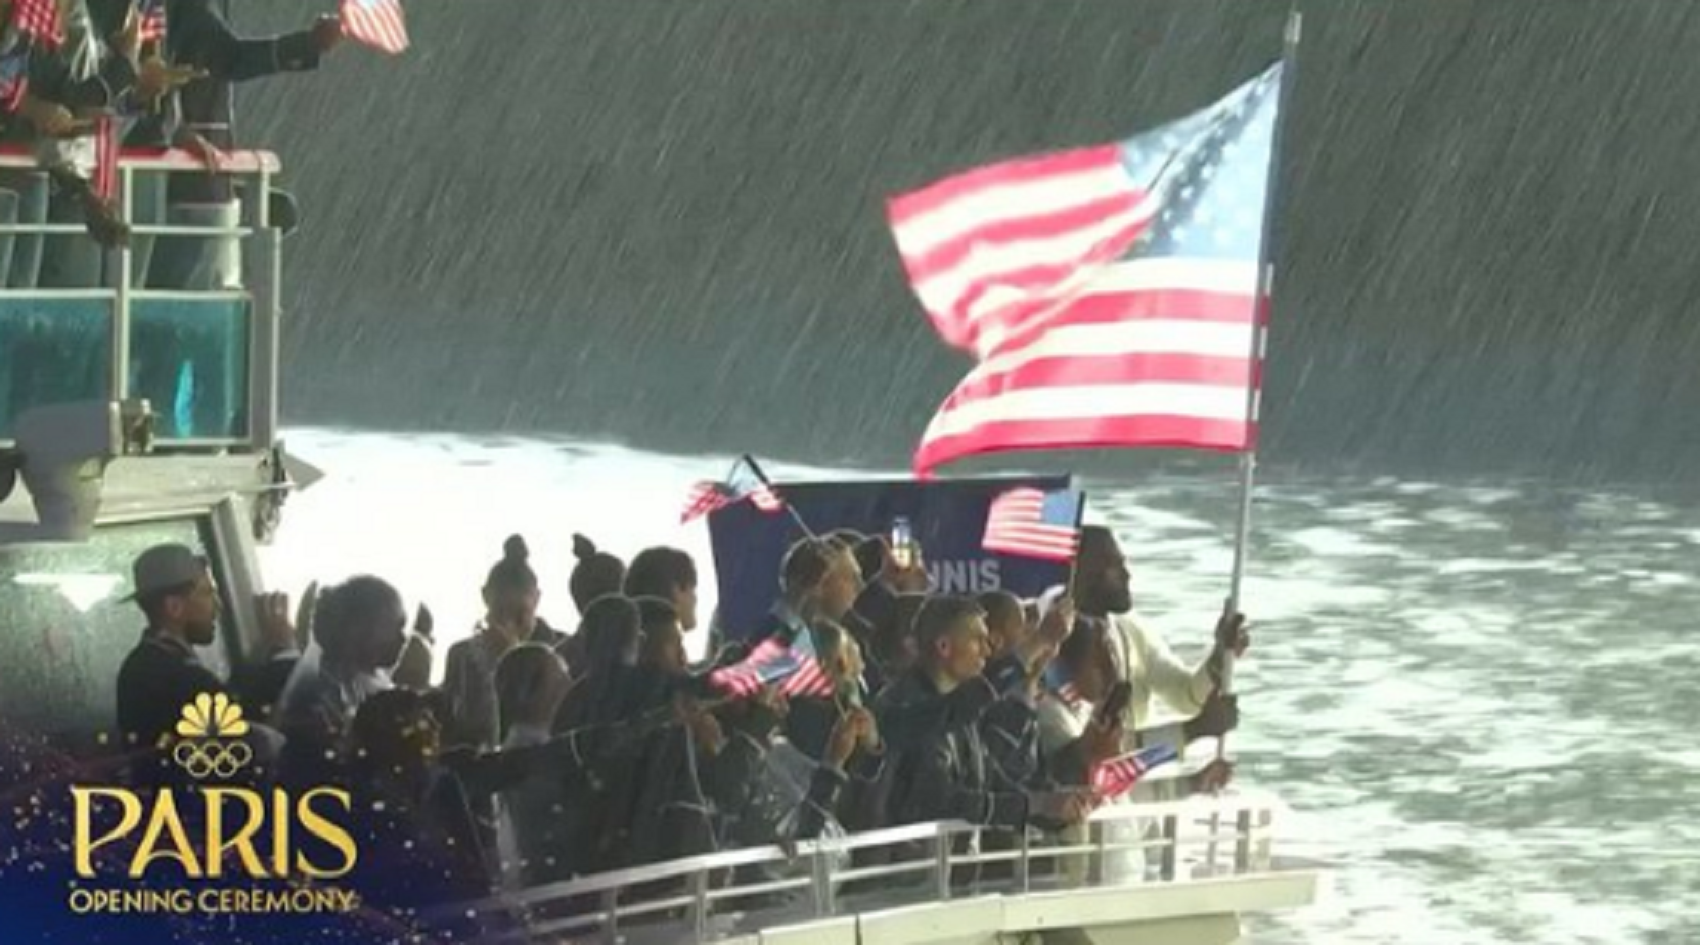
[136,0,167,44]
[889,64,1284,476]
[982,487,1082,561]
[708,626,834,699]
[680,454,784,524]
[339,0,409,55]
[1091,744,1179,798]
[10,0,63,47]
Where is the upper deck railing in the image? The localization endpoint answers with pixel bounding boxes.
[0,147,284,451]
[435,785,1316,944]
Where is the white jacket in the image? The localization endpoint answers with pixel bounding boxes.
[1101,612,1215,752]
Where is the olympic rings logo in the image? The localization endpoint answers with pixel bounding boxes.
[171,739,253,779]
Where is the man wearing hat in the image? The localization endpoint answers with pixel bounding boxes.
[114,543,226,749]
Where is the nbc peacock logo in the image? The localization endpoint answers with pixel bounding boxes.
[169,692,253,780]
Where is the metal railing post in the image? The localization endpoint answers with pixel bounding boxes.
[599,888,619,944]
[1017,827,1032,892]
[691,867,710,941]
[1158,815,1179,881]
[1234,806,1253,874]
[110,164,133,402]
[242,168,280,448]
[934,828,952,901]
[811,845,835,917]
[1254,806,1274,871]
[1094,819,1108,883]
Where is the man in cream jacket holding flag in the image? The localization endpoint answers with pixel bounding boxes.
[1032,524,1247,881]
[1066,525,1248,755]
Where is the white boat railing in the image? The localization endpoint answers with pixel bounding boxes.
[0,147,284,450]
[437,787,1308,944]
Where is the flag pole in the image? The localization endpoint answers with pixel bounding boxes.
[740,453,818,539]
[1065,489,1088,598]
[1218,7,1301,710]
[1202,7,1302,876]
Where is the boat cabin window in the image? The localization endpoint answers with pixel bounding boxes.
[0,295,251,442]
[0,514,238,743]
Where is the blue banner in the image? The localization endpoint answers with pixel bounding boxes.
[708,475,1078,641]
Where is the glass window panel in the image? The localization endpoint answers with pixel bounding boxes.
[129,296,250,440]
[0,298,111,439]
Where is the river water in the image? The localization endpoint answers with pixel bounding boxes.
[262,427,1700,945]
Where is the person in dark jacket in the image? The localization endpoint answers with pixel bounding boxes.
[549,594,648,873]
[875,595,1091,835]
[114,543,296,748]
[114,543,226,749]
[975,589,1096,792]
[554,595,642,730]
[86,0,341,152]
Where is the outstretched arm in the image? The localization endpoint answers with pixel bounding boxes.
[169,0,340,83]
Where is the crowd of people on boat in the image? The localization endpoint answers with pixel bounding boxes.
[110,524,1249,926]
[0,0,340,281]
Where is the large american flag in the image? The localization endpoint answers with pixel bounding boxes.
[10,0,62,47]
[982,486,1082,561]
[339,0,409,55]
[1091,744,1179,798]
[889,64,1284,476]
[680,454,784,524]
[708,628,833,699]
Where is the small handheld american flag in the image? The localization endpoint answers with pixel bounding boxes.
[92,115,120,203]
[982,487,1083,561]
[708,627,834,699]
[339,0,409,55]
[0,35,29,114]
[135,0,166,44]
[680,454,784,524]
[10,0,63,48]
[1091,744,1179,798]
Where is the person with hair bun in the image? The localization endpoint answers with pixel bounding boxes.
[559,534,626,670]
[440,534,552,752]
[568,534,626,615]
